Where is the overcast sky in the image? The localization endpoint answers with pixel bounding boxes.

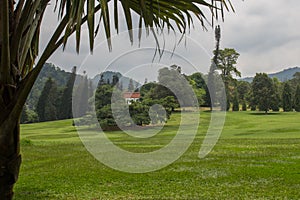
[41,0,300,81]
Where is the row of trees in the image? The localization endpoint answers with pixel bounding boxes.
[22,62,300,125]
[246,73,300,113]
[212,71,300,113]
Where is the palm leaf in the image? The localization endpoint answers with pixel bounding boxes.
[55,0,233,52]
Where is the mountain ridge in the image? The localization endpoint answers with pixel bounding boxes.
[240,66,300,82]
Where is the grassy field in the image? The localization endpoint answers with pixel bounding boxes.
[15,111,300,199]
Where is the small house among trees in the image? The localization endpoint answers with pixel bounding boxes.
[123,92,141,104]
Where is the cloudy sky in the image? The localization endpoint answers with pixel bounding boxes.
[41,0,300,81]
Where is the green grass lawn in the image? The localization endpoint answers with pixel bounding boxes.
[15,111,300,199]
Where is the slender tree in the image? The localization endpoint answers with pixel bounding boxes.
[282,82,293,112]
[0,0,233,198]
[208,25,221,110]
[74,73,89,117]
[58,66,76,119]
[271,78,280,112]
[36,78,58,122]
[232,90,239,111]
[294,85,300,112]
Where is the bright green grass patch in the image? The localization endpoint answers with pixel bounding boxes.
[15,111,300,199]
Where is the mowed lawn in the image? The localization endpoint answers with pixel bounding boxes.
[15,111,300,199]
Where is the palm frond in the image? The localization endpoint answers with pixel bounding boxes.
[56,0,233,52]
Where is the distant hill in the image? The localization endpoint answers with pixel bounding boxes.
[91,71,141,89]
[240,67,300,82]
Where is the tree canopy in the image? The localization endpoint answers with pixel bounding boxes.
[251,73,276,113]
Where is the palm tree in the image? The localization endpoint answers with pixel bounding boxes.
[0,0,233,198]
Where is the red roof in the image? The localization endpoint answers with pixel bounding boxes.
[123,92,140,99]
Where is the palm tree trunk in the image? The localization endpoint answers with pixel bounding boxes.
[0,114,22,200]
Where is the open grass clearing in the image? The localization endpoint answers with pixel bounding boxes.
[15,111,300,199]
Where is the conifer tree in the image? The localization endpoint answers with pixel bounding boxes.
[74,72,89,117]
[294,85,300,112]
[232,90,239,111]
[36,78,58,121]
[282,82,293,112]
[59,66,76,119]
[271,78,280,112]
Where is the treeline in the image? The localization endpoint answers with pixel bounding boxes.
[21,61,300,124]
[201,71,300,113]
[236,72,300,113]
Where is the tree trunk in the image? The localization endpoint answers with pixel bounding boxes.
[0,117,22,200]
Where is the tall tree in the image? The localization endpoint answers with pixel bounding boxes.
[58,66,76,119]
[232,90,239,111]
[0,0,233,197]
[36,78,58,122]
[294,85,300,112]
[74,73,89,117]
[215,48,241,82]
[207,25,221,110]
[270,78,280,112]
[282,82,293,112]
[215,48,240,111]
[251,73,275,113]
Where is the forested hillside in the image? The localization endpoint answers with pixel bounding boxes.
[26,63,74,110]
